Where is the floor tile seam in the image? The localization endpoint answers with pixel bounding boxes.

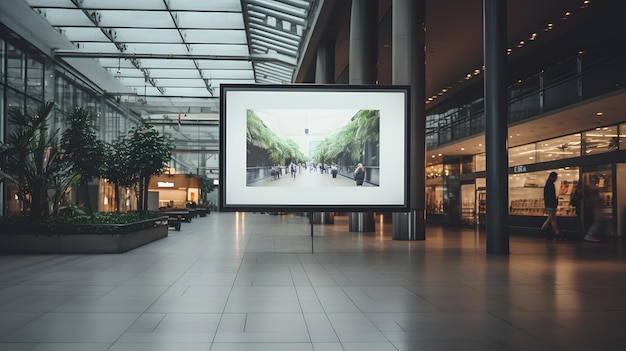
[330,278,399,346]
[299,263,345,345]
[290,272,314,345]
[486,310,555,347]
[209,230,253,345]
[0,255,92,287]
[129,238,225,346]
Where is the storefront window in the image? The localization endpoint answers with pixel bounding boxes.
[0,86,4,143]
[26,57,44,100]
[509,143,537,167]
[6,88,24,114]
[426,185,444,215]
[461,156,473,174]
[583,125,619,155]
[509,168,578,217]
[619,123,626,151]
[6,44,25,92]
[536,134,581,162]
[0,39,5,84]
[461,183,476,225]
[474,153,486,172]
[25,97,42,115]
[44,63,55,102]
[426,164,443,179]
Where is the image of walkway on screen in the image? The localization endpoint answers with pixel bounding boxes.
[246,108,380,187]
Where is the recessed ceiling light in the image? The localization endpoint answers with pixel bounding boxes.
[596,112,603,116]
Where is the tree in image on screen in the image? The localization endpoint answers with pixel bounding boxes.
[245,109,379,187]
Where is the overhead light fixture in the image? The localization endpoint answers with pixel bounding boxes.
[116,57,121,76]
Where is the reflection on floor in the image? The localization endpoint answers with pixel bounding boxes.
[1,212,625,350]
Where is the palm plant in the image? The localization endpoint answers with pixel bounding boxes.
[0,102,76,219]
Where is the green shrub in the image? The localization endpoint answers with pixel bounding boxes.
[0,212,166,235]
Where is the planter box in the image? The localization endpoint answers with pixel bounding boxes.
[0,223,168,254]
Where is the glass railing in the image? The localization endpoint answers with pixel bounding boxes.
[426,49,626,149]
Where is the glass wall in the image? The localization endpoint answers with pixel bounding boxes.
[536,134,581,163]
[6,43,24,92]
[583,126,620,155]
[0,31,143,215]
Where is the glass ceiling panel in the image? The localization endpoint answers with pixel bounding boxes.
[114,29,183,43]
[166,0,241,11]
[25,0,75,7]
[39,9,94,26]
[130,86,167,97]
[73,42,122,53]
[143,70,202,79]
[176,12,244,29]
[199,70,254,80]
[183,45,250,56]
[196,60,252,70]
[98,11,174,28]
[80,0,167,10]
[154,79,207,88]
[24,0,319,127]
[210,79,256,86]
[60,27,108,42]
[101,59,198,70]
[151,88,214,97]
[112,30,247,44]
[118,78,157,87]
[121,43,190,55]
[184,30,247,44]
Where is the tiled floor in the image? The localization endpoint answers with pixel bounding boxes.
[1,212,626,350]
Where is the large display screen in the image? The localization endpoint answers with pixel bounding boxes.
[219,84,410,212]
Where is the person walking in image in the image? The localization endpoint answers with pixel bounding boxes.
[289,162,297,180]
[584,184,612,242]
[354,163,365,186]
[541,172,564,240]
[570,182,587,236]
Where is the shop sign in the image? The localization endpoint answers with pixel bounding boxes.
[513,165,527,174]
[157,181,175,188]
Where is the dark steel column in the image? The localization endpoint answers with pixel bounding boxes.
[484,0,509,254]
[349,0,377,85]
[391,0,426,240]
[349,0,377,232]
[315,38,334,84]
[313,38,335,224]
